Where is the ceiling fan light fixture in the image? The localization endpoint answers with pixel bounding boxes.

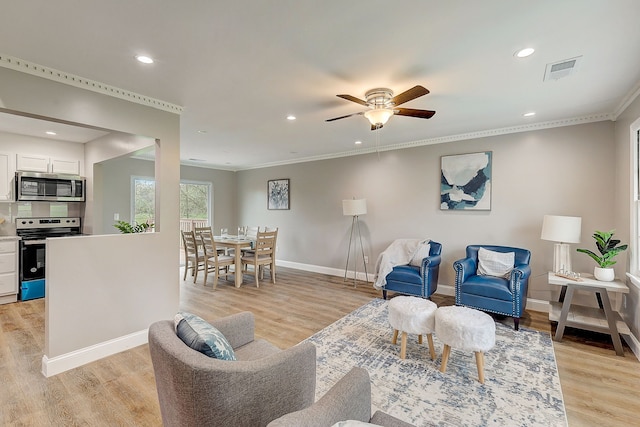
[364,108,394,126]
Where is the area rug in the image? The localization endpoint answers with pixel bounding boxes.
[304,299,567,427]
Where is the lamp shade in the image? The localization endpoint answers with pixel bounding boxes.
[343,199,367,216]
[540,215,581,243]
[364,109,394,126]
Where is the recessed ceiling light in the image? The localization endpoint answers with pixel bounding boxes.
[523,112,536,117]
[135,55,154,64]
[286,115,296,121]
[188,158,206,162]
[355,140,362,145]
[45,131,57,135]
[197,130,207,134]
[515,48,535,58]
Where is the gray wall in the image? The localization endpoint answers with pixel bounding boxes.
[237,121,616,303]
[614,93,640,338]
[0,66,181,373]
[97,156,155,234]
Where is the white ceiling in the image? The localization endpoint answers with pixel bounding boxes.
[1,1,640,170]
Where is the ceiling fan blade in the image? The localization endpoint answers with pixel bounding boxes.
[337,94,369,106]
[325,112,363,122]
[390,85,430,106]
[394,108,436,119]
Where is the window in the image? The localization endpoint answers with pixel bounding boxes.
[632,119,640,276]
[180,181,212,224]
[133,177,155,225]
[132,177,212,230]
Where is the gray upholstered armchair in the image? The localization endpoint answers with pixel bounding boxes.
[268,367,415,427]
[148,312,316,427]
[453,245,531,330]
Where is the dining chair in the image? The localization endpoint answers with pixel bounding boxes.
[181,230,205,283]
[240,226,261,257]
[241,229,277,287]
[195,225,225,255]
[200,229,235,288]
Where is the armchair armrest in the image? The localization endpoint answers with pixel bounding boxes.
[210,311,255,348]
[509,263,532,292]
[267,367,371,427]
[453,257,477,282]
[421,254,441,270]
[208,342,317,426]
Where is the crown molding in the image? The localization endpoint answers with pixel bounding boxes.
[0,53,183,114]
[613,81,640,120]
[238,113,613,171]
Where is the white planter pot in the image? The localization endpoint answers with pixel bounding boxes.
[594,267,615,282]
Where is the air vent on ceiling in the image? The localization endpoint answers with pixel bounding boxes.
[544,56,582,81]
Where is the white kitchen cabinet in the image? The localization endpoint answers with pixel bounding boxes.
[17,154,49,172]
[0,238,18,304]
[0,152,15,202]
[51,158,81,175]
[17,154,81,175]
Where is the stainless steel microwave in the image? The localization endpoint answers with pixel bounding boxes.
[15,171,86,202]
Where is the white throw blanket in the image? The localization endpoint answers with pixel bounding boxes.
[374,239,430,289]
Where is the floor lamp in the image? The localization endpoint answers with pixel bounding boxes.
[540,215,582,273]
[343,198,369,287]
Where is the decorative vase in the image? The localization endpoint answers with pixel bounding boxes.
[594,267,615,282]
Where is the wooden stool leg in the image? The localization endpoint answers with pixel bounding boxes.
[400,332,408,359]
[475,351,485,384]
[440,344,451,373]
[418,334,423,345]
[392,329,399,345]
[427,333,436,361]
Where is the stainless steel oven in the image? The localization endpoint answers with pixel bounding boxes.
[16,217,81,301]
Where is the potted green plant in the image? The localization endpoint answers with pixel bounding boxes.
[576,229,627,281]
[114,220,154,234]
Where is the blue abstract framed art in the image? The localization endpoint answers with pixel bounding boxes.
[440,151,492,210]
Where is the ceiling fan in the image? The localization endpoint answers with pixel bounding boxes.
[326,85,436,130]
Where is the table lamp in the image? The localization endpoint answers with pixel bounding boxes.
[343,198,368,286]
[540,215,582,273]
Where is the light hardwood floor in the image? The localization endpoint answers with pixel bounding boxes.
[1,267,639,426]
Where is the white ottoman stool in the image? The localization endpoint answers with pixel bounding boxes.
[435,306,496,384]
[388,296,438,360]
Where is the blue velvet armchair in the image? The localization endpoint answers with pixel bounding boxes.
[381,241,442,300]
[453,245,531,330]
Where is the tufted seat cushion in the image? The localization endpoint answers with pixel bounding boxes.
[460,275,512,301]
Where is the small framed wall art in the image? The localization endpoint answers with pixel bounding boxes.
[267,179,290,210]
[440,151,492,210]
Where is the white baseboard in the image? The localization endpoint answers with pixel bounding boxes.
[41,329,148,377]
[279,260,550,312]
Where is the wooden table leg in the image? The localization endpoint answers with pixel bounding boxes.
[400,332,407,359]
[440,344,451,373]
[427,333,436,361]
[554,285,575,342]
[475,351,485,384]
[598,288,625,356]
[234,246,243,288]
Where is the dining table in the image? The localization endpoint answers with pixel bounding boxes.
[213,235,254,288]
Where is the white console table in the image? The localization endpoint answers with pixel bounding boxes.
[548,272,629,356]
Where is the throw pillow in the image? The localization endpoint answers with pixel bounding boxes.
[477,247,515,278]
[409,241,431,267]
[174,312,237,360]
